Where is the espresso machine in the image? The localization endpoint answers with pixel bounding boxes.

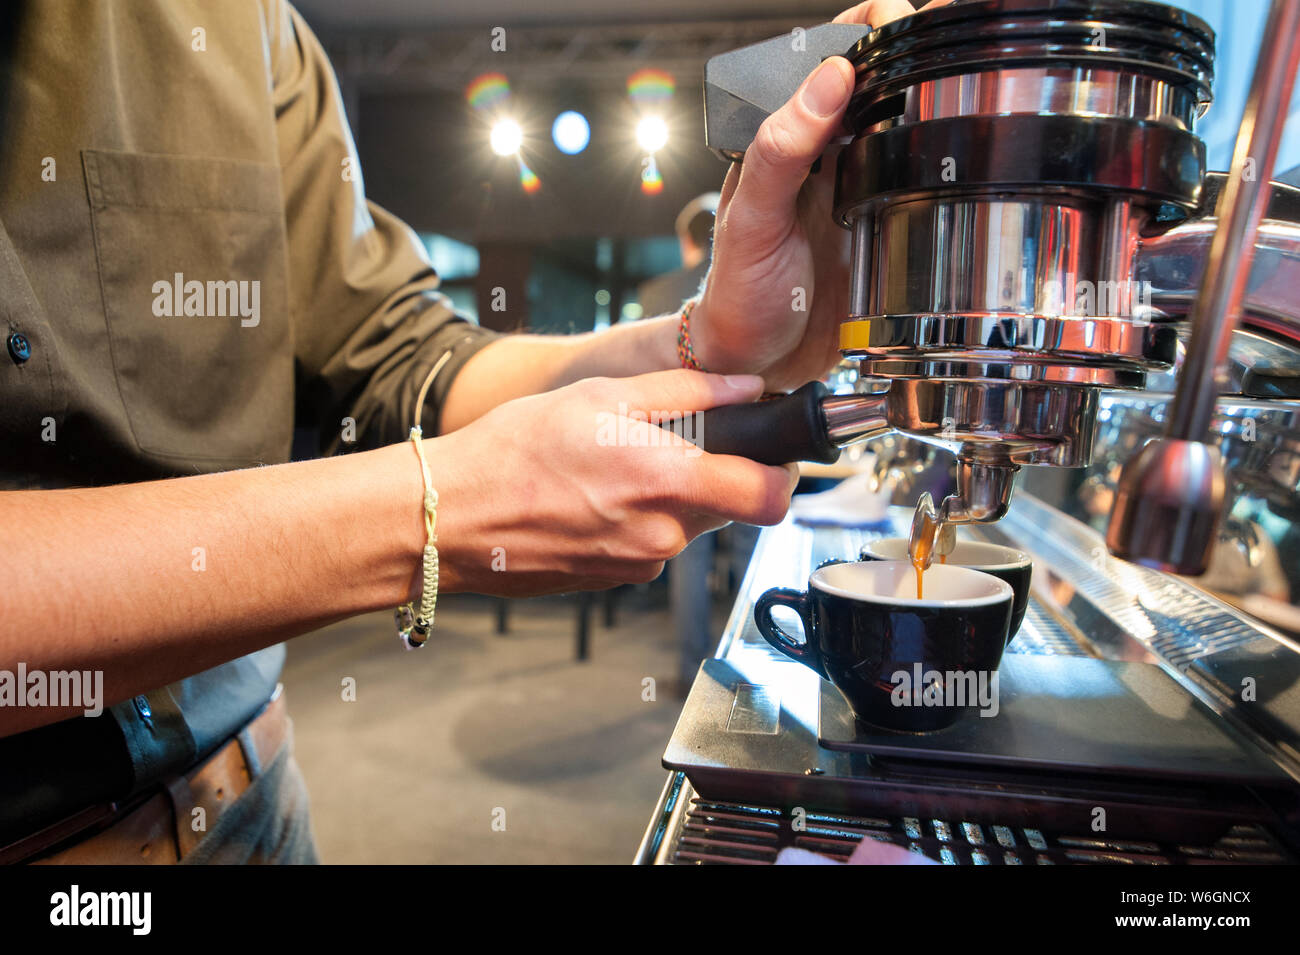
[637,0,1300,864]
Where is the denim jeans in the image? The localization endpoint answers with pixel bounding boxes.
[182,719,320,865]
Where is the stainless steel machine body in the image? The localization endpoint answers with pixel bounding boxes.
[704,0,1300,573]
[832,0,1216,543]
[648,0,1300,866]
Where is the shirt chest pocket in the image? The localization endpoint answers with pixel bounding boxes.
[83,149,293,466]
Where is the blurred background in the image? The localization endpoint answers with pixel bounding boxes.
[296,0,850,334]
[280,0,1300,864]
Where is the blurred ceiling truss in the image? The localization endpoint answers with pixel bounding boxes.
[321,18,810,92]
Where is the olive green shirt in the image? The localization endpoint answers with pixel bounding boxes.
[0,0,497,841]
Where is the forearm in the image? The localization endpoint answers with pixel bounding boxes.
[439,314,680,431]
[0,444,426,737]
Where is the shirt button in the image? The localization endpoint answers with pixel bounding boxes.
[7,332,31,364]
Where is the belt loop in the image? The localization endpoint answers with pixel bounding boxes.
[165,776,200,859]
[236,725,263,779]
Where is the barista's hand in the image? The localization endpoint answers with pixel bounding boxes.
[691,0,951,392]
[429,370,797,596]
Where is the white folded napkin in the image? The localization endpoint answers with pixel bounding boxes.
[790,470,891,528]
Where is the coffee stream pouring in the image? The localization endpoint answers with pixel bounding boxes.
[683,0,1300,576]
[907,493,956,599]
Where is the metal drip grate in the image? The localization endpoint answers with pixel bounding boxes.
[994,495,1268,671]
[668,797,1294,866]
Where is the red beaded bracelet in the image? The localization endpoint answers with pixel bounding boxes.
[676,299,778,398]
[675,297,709,372]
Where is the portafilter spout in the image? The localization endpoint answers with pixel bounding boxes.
[908,460,1020,570]
[1106,0,1300,575]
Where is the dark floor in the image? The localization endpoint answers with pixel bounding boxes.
[281,586,719,864]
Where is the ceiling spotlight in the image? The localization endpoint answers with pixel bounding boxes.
[552,110,591,155]
[635,116,669,154]
[490,118,523,157]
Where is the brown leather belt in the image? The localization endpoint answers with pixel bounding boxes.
[3,687,289,865]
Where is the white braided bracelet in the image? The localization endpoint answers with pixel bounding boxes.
[395,351,452,650]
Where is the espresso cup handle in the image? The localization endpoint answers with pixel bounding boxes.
[754,588,826,678]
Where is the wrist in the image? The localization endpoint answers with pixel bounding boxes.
[581,311,681,375]
[367,441,432,607]
[626,312,681,373]
[651,312,683,372]
[686,294,738,374]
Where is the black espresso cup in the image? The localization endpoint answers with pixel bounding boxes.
[755,561,1013,731]
[859,537,1032,646]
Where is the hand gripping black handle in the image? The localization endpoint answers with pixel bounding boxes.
[670,381,840,465]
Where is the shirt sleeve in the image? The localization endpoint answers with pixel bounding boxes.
[265,0,497,452]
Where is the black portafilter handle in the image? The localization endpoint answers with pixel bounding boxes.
[663,381,841,465]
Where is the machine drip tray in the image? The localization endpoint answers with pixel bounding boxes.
[819,655,1289,785]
